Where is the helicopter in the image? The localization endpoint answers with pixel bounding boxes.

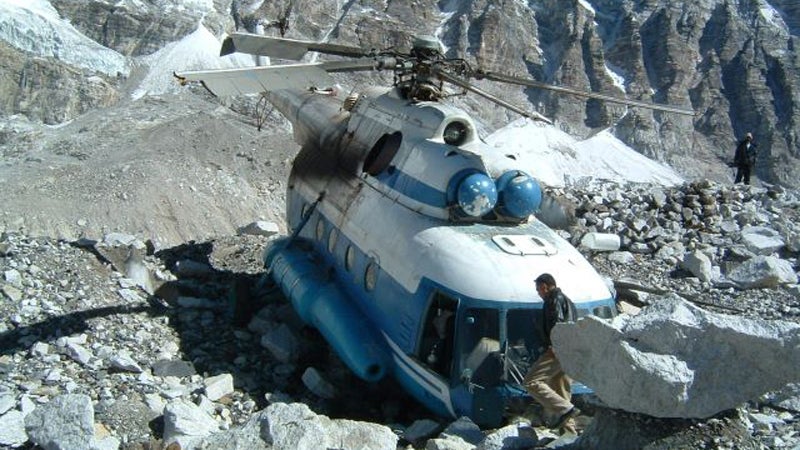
[175,32,694,427]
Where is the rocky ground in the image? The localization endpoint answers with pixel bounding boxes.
[1,90,799,449]
[0,179,798,449]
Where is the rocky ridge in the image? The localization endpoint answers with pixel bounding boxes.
[3,0,800,186]
[0,181,798,449]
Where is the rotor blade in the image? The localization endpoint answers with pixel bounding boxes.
[475,70,695,116]
[435,69,553,124]
[319,57,398,73]
[221,32,371,60]
[174,64,334,96]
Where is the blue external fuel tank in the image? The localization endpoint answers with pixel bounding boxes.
[265,238,390,382]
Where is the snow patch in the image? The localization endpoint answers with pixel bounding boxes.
[0,0,129,77]
[239,0,266,15]
[605,63,627,93]
[760,2,789,32]
[132,25,256,100]
[578,0,596,15]
[486,119,683,187]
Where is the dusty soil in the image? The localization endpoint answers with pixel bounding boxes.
[0,91,295,247]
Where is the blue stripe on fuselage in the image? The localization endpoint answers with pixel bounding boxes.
[377,168,446,208]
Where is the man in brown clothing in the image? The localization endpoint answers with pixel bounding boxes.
[523,273,580,434]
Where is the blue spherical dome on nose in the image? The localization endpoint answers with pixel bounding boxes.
[457,173,498,217]
[496,171,542,218]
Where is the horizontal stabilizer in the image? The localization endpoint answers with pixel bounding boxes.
[175,64,334,96]
[220,32,370,60]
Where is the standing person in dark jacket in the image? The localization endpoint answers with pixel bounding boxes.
[523,273,580,434]
[734,132,757,185]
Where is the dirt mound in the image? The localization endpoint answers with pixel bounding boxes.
[0,93,294,248]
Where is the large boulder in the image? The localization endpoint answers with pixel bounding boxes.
[24,394,95,450]
[261,403,398,450]
[552,294,800,418]
[727,255,798,288]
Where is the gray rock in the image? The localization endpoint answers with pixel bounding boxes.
[4,268,22,287]
[727,256,798,288]
[237,221,280,237]
[109,351,142,373]
[301,367,336,400]
[143,393,166,415]
[580,232,621,251]
[719,220,740,234]
[681,251,713,282]
[440,416,484,445]
[177,296,217,309]
[1,284,23,302]
[786,233,800,253]
[20,396,36,416]
[117,288,143,303]
[0,410,27,447]
[607,251,635,265]
[553,295,800,418]
[174,259,214,277]
[403,418,441,443]
[31,342,50,357]
[25,394,95,450]
[766,384,800,413]
[741,226,785,255]
[425,436,475,450]
[326,417,399,450]
[196,409,271,450]
[260,324,299,363]
[65,342,93,365]
[204,373,234,402]
[152,359,197,378]
[262,403,397,450]
[101,233,145,249]
[477,423,538,450]
[163,399,221,449]
[749,412,785,429]
[0,394,14,415]
[124,253,155,294]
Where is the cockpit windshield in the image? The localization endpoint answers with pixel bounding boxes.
[459,308,500,386]
[504,308,543,385]
[458,307,544,388]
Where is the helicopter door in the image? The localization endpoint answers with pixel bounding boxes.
[418,292,457,378]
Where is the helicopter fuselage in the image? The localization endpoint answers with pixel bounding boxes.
[263,86,616,427]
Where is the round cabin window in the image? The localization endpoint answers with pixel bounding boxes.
[327,229,338,253]
[345,245,355,272]
[365,262,377,291]
[315,217,325,241]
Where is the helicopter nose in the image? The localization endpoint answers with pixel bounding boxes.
[456,173,498,217]
[495,171,542,219]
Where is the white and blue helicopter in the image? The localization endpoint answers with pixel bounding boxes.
[175,33,694,427]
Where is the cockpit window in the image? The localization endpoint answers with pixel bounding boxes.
[504,309,543,385]
[419,293,458,377]
[460,308,501,386]
[363,132,402,176]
